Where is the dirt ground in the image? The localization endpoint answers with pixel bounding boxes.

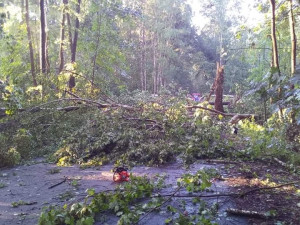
[0,159,299,225]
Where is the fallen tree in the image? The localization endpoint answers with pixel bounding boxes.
[186,105,257,124]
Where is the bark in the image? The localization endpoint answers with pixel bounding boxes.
[288,0,296,76]
[157,49,162,91]
[69,0,81,90]
[58,0,67,73]
[152,33,157,94]
[40,0,47,74]
[288,0,298,127]
[214,62,224,113]
[66,11,73,51]
[71,0,81,63]
[25,0,37,86]
[140,22,147,91]
[269,0,280,70]
[45,1,50,74]
[269,0,283,118]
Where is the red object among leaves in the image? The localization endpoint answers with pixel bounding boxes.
[113,167,130,182]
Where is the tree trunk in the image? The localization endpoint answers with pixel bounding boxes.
[288,0,296,76]
[66,12,73,51]
[153,33,157,94]
[288,0,298,131]
[40,0,47,74]
[143,27,147,91]
[58,0,67,73]
[269,0,280,71]
[25,0,37,86]
[71,0,81,62]
[140,21,146,91]
[69,0,81,90]
[214,62,224,113]
[45,0,50,74]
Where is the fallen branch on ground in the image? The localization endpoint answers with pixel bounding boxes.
[48,177,67,189]
[239,181,299,197]
[0,97,140,119]
[274,157,289,168]
[273,157,300,171]
[226,208,271,219]
[206,159,240,164]
[154,180,300,199]
[23,201,38,206]
[186,105,256,124]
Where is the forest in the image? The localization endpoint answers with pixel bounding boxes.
[0,0,300,224]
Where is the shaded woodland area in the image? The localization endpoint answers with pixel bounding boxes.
[0,0,300,224]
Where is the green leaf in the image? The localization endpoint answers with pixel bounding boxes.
[86,189,95,196]
[165,218,173,224]
[116,211,123,216]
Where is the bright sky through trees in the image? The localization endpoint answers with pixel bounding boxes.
[188,0,265,31]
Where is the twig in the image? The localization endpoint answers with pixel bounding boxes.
[64,89,81,99]
[48,177,67,189]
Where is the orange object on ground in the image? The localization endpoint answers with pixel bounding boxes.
[113,167,130,182]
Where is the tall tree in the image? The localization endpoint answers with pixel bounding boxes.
[58,0,67,73]
[69,0,81,90]
[269,0,280,70]
[71,0,81,62]
[214,62,224,112]
[140,17,147,91]
[40,0,47,74]
[288,0,296,76]
[25,0,37,85]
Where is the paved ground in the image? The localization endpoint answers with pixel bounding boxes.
[0,160,247,225]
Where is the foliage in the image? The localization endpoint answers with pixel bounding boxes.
[39,170,219,225]
[0,182,7,188]
[38,175,159,225]
[239,117,300,167]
